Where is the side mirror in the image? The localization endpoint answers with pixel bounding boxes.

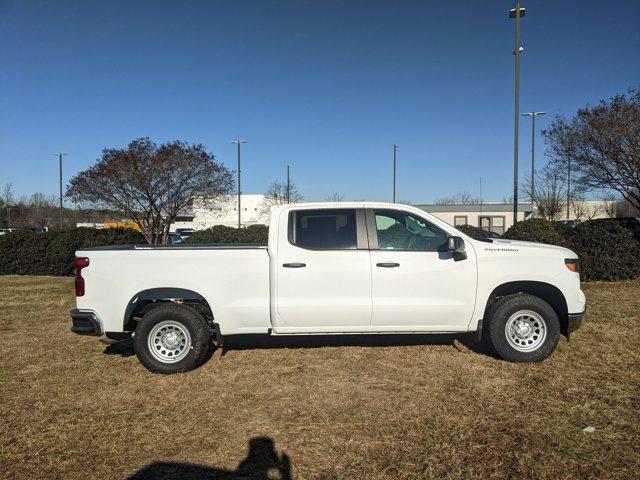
[447,236,467,261]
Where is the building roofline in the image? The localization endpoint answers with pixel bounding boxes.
[415,203,534,213]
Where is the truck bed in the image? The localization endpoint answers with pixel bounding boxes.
[80,244,267,250]
[75,245,271,335]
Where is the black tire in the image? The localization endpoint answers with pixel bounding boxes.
[133,304,212,374]
[483,293,560,363]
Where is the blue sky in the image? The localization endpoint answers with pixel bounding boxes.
[1,0,638,203]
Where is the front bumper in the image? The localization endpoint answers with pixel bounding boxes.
[567,306,586,335]
[70,309,103,336]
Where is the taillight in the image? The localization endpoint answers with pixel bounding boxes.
[74,257,90,296]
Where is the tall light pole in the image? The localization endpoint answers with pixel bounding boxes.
[479,176,483,215]
[286,164,291,203]
[392,144,399,203]
[231,140,247,228]
[54,152,68,228]
[521,111,546,204]
[510,3,525,224]
[567,157,571,219]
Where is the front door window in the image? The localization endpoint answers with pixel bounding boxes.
[374,209,447,251]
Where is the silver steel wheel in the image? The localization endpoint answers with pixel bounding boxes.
[504,310,547,352]
[147,320,192,364]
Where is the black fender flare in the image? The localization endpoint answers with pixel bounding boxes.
[123,288,213,331]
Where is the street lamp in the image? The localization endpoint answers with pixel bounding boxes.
[567,157,571,219]
[231,140,247,228]
[509,3,525,224]
[286,164,291,204]
[54,152,68,228]
[392,144,399,203]
[521,111,546,204]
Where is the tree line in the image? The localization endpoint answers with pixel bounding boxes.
[3,86,637,241]
[0,184,115,229]
[434,87,639,221]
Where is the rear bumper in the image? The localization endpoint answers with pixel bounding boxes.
[70,309,103,336]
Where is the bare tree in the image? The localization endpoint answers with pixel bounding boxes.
[325,192,344,202]
[522,164,567,220]
[30,192,56,207]
[543,88,640,211]
[600,193,619,218]
[67,138,233,244]
[616,199,640,217]
[2,183,14,227]
[435,191,480,205]
[265,180,303,204]
[571,194,602,221]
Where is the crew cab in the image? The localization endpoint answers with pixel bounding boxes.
[70,202,585,373]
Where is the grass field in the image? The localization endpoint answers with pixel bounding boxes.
[1,275,639,480]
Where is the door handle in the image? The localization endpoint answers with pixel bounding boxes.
[376,262,400,268]
[283,262,306,268]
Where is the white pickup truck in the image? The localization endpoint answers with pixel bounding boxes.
[71,202,585,373]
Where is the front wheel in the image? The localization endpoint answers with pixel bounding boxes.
[134,304,212,373]
[484,293,560,362]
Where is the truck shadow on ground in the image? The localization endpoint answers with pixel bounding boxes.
[104,332,489,358]
[127,436,292,479]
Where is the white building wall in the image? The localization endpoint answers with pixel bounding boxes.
[171,195,278,230]
[171,197,616,233]
[429,209,530,234]
[421,200,615,234]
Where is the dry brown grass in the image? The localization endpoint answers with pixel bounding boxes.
[1,275,639,480]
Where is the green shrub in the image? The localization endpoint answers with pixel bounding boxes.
[503,218,569,247]
[456,224,495,240]
[0,228,144,276]
[584,218,640,245]
[568,220,640,281]
[502,218,640,281]
[185,224,268,245]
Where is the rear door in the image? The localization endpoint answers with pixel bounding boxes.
[368,208,477,330]
[273,207,372,332]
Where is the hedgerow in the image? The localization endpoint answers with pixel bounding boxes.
[0,228,144,276]
[503,218,640,281]
[185,225,268,245]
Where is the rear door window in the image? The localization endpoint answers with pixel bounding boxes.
[290,209,358,250]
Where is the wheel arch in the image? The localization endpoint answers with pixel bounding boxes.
[123,288,214,331]
[483,281,569,337]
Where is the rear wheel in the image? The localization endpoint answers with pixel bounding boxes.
[134,304,212,373]
[484,293,560,362]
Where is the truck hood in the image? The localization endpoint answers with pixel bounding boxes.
[486,238,577,258]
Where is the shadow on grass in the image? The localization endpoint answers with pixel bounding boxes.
[104,332,490,358]
[127,436,291,479]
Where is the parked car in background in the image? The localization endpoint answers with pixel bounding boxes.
[555,220,578,228]
[71,202,585,373]
[168,233,183,244]
[175,228,196,240]
[154,233,184,245]
[22,227,48,234]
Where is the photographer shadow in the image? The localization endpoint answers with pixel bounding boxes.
[127,436,291,480]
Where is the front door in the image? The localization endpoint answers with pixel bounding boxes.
[368,208,476,330]
[273,207,372,332]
